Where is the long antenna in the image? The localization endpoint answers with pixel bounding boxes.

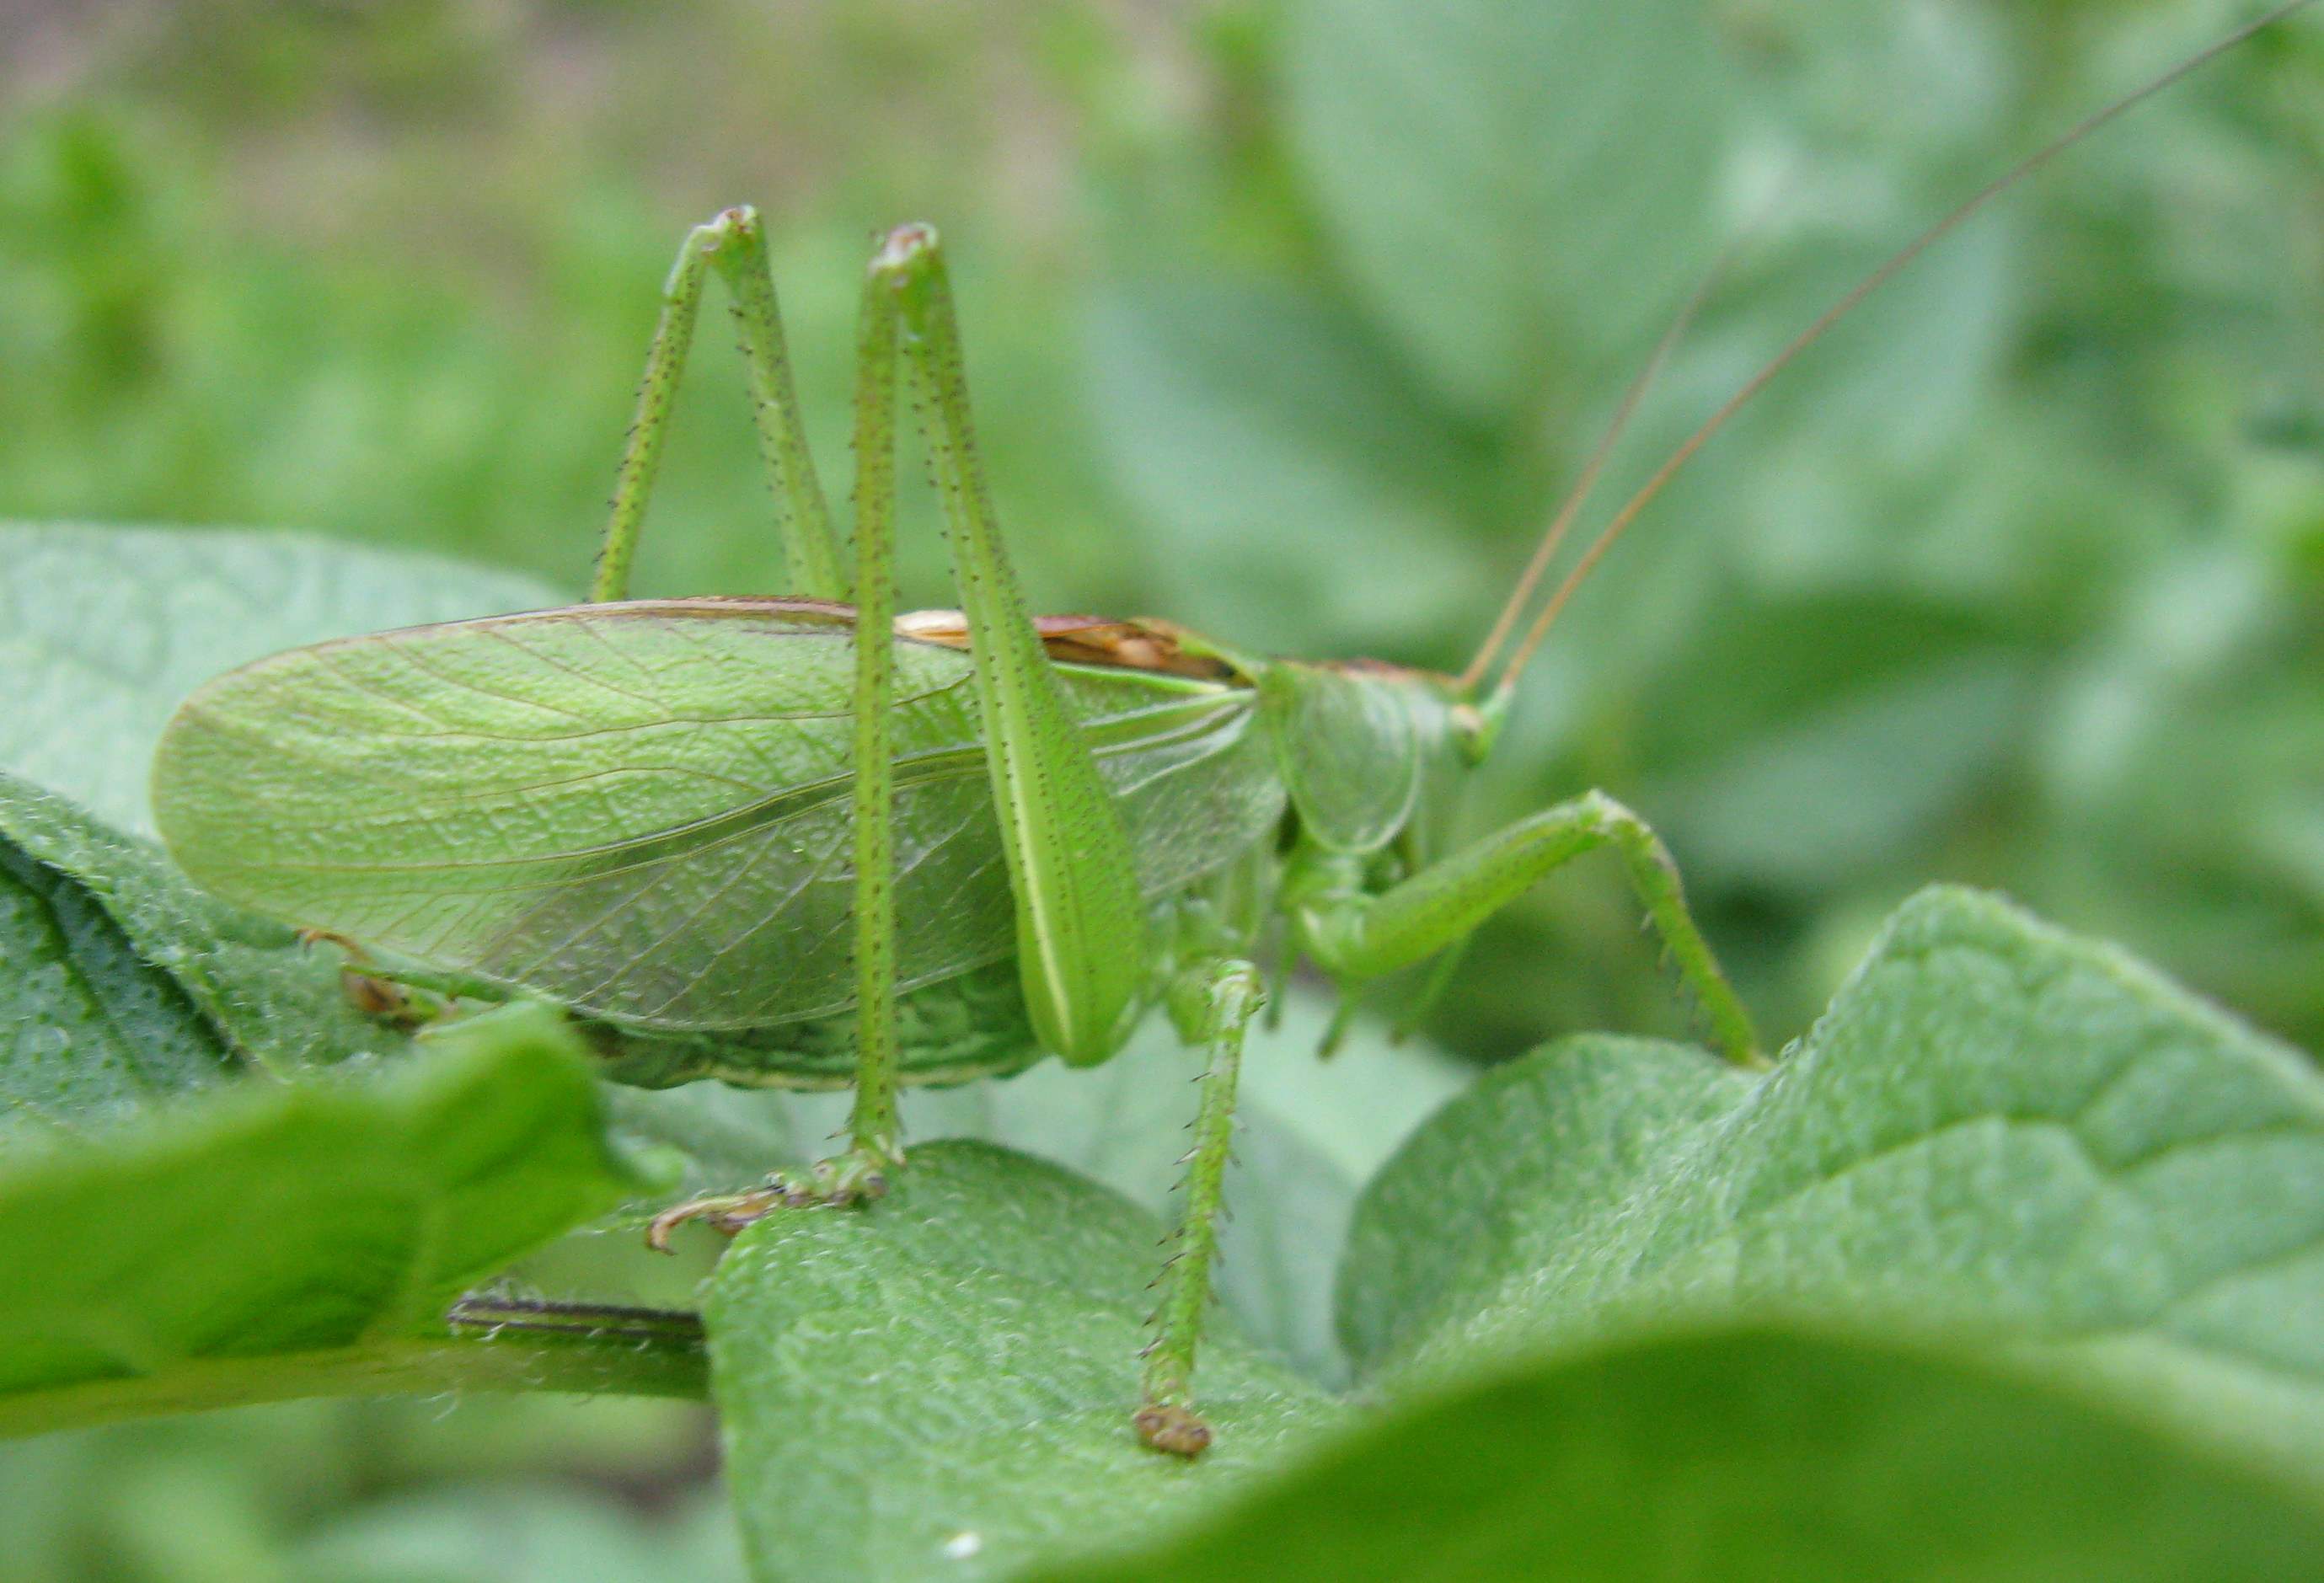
[1484,0,2318,705]
[1457,233,1750,694]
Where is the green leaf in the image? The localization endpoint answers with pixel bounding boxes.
[617,987,1465,1386]
[1341,885,2324,1481]
[1037,1324,2324,1583]
[707,1142,1338,1583]
[1284,0,1732,415]
[1630,595,2029,888]
[2037,546,2324,1039]
[0,795,234,1135]
[0,1006,674,1438]
[0,523,559,832]
[0,772,402,1105]
[1083,281,1493,654]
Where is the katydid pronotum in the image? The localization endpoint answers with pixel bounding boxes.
[148,0,2316,1457]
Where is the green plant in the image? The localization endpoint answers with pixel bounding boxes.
[6,534,2323,1572]
[3,0,2323,1575]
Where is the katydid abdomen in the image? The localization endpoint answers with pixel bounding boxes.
[152,598,1284,1062]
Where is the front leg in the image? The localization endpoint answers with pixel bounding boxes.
[1290,790,1761,1067]
[1137,957,1264,1457]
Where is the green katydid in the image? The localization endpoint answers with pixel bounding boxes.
[147,0,2316,1457]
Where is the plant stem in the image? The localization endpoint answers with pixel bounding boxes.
[0,1316,710,1440]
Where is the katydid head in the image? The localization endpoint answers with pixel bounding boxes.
[1456,0,2318,730]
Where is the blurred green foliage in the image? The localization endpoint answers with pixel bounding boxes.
[2,0,2321,1573]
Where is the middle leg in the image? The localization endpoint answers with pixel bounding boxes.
[646,230,918,1249]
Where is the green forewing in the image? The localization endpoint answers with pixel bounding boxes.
[151,601,1282,1032]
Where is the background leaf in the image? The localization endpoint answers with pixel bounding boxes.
[1084,281,1494,655]
[1284,0,1732,416]
[290,1487,745,1583]
[2036,541,2324,1041]
[0,523,559,833]
[1630,594,2029,889]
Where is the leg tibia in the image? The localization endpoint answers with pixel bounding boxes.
[843,224,905,1170]
[1292,791,1760,1067]
[1138,958,1263,1457]
[593,208,846,606]
[704,207,847,601]
[592,220,718,603]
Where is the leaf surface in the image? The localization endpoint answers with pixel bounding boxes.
[0,772,399,1109]
[0,794,233,1135]
[1285,0,1731,414]
[0,1007,661,1437]
[1341,885,2324,1481]
[706,1142,1336,1583]
[1041,1325,2324,1583]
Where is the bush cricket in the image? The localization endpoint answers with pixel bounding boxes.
[151,0,2316,1455]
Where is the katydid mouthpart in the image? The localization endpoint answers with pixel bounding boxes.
[148,0,2317,1457]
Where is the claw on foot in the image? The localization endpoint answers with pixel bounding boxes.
[645,1187,785,1251]
[340,966,420,1023]
[296,928,437,1027]
[1134,1403,1213,1458]
[645,1150,898,1253]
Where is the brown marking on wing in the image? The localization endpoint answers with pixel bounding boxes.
[894,609,1238,681]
